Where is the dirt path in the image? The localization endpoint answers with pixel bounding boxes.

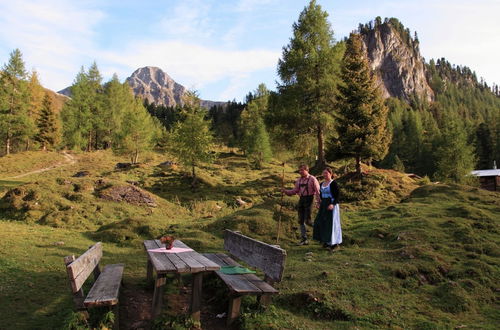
[7,151,76,179]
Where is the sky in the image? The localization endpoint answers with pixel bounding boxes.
[0,0,498,102]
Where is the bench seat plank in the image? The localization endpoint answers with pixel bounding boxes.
[84,263,124,307]
[203,253,278,294]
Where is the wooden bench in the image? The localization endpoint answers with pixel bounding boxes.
[64,242,124,326]
[203,230,287,325]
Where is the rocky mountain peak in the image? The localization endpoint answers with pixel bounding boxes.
[359,18,434,102]
[126,66,187,107]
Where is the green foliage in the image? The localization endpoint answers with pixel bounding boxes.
[434,115,476,183]
[335,33,391,174]
[208,100,245,146]
[60,65,100,150]
[169,93,215,185]
[277,0,343,167]
[115,98,161,163]
[35,93,59,150]
[0,49,33,155]
[152,313,200,330]
[240,84,272,169]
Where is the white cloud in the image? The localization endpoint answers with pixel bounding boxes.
[0,0,104,89]
[100,40,280,89]
[157,0,214,41]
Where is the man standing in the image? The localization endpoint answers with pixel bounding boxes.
[283,164,320,245]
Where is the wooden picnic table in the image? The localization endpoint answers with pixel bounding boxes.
[143,239,220,320]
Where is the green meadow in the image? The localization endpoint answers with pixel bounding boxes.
[0,150,498,329]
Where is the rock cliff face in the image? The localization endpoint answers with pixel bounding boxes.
[126,66,187,107]
[360,22,434,102]
[126,66,226,109]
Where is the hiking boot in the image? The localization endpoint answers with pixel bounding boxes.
[299,239,309,246]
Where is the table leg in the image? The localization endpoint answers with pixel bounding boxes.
[152,274,166,317]
[190,272,203,321]
[146,259,153,282]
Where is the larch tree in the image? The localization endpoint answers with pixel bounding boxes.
[336,33,391,175]
[277,0,342,170]
[26,70,45,150]
[61,64,102,151]
[170,93,215,187]
[0,49,32,155]
[115,97,161,164]
[103,74,130,149]
[434,115,476,183]
[36,93,59,151]
[240,84,272,169]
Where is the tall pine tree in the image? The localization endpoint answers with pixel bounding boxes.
[0,49,32,155]
[240,84,272,169]
[335,33,391,175]
[26,70,45,150]
[36,93,59,150]
[277,0,342,169]
[434,115,476,183]
[170,93,215,187]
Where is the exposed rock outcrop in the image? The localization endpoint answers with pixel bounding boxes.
[126,66,227,109]
[126,66,186,107]
[360,20,434,102]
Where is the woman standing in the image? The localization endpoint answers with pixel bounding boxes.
[313,167,342,249]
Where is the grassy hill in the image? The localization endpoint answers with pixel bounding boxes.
[0,150,498,329]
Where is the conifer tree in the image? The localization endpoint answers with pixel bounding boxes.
[170,93,215,187]
[116,98,160,164]
[336,33,391,175]
[434,116,476,183]
[240,84,272,168]
[61,63,103,151]
[103,75,131,148]
[36,93,59,150]
[61,67,93,150]
[26,70,45,150]
[0,49,31,155]
[277,0,342,169]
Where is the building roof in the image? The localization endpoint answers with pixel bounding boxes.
[470,169,500,177]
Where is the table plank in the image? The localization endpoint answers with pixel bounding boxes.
[144,240,177,273]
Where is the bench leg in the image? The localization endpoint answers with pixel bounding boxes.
[146,259,153,282]
[152,274,166,318]
[190,272,203,321]
[111,304,119,330]
[258,294,272,307]
[227,296,242,326]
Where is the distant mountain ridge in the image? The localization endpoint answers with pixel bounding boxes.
[58,66,226,109]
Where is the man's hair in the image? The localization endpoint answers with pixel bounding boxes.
[299,164,309,171]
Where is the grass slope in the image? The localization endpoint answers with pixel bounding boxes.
[0,150,498,329]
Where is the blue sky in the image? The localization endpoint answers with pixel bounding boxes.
[0,0,498,102]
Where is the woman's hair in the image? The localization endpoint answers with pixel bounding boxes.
[299,164,309,171]
[323,167,334,175]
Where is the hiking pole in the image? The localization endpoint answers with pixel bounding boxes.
[276,162,285,244]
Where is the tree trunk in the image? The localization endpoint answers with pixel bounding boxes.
[355,155,361,176]
[191,165,197,188]
[315,124,326,170]
[87,131,92,152]
[133,149,139,164]
[6,135,10,155]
